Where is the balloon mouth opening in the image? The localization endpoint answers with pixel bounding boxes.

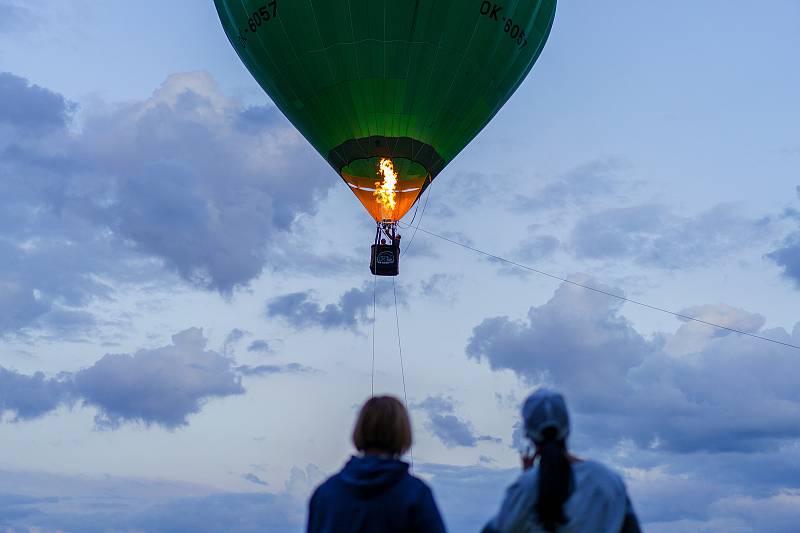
[328,136,446,178]
[341,156,428,222]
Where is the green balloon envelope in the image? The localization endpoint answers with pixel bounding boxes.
[215,0,556,221]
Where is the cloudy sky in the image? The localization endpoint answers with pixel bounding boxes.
[2,1,800,531]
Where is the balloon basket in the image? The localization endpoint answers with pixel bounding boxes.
[370,221,400,276]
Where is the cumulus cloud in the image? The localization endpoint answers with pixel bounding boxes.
[247,340,273,353]
[612,446,800,532]
[767,231,800,287]
[0,70,333,337]
[416,396,500,448]
[266,282,404,332]
[468,277,651,412]
[73,328,245,429]
[467,277,800,453]
[0,328,309,429]
[0,74,120,337]
[512,159,627,212]
[570,204,773,269]
[0,72,72,132]
[512,235,560,262]
[222,328,249,353]
[75,72,332,291]
[419,273,460,303]
[664,304,765,356]
[0,367,73,421]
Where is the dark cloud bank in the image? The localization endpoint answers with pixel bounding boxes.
[0,70,334,337]
[0,328,310,428]
[0,466,317,533]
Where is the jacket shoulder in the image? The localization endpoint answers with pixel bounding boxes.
[576,460,629,496]
[408,472,435,490]
[310,473,344,501]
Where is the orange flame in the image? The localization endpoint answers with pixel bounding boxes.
[374,157,398,219]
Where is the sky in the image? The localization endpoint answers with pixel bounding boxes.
[1,0,800,531]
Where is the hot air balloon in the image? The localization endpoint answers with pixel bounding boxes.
[214,0,557,275]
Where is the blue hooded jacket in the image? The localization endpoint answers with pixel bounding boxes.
[307,455,446,533]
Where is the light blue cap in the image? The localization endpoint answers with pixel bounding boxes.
[522,388,570,443]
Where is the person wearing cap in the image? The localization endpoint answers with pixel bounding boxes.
[307,395,446,533]
[482,389,641,533]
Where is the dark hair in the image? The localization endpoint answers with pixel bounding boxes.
[534,426,572,531]
[352,396,412,456]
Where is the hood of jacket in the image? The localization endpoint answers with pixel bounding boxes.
[338,455,409,497]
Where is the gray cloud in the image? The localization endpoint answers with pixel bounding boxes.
[416,396,500,448]
[73,328,244,429]
[512,235,560,262]
[266,282,403,332]
[243,473,269,487]
[74,72,332,292]
[247,340,273,353]
[570,204,773,269]
[0,367,73,421]
[236,363,314,376]
[767,231,800,287]
[0,467,303,533]
[419,273,460,303]
[512,159,626,212]
[0,73,121,337]
[664,304,765,356]
[0,72,72,133]
[468,277,651,410]
[0,71,334,337]
[467,277,800,453]
[222,328,249,353]
[0,328,309,429]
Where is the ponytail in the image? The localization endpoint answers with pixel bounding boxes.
[534,428,571,531]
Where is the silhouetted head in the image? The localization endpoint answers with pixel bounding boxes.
[522,389,573,532]
[352,395,412,457]
[523,388,570,445]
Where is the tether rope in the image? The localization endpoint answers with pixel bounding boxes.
[402,181,433,258]
[393,276,414,471]
[398,222,800,352]
[371,274,377,396]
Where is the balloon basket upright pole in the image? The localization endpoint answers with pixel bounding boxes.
[370,220,401,276]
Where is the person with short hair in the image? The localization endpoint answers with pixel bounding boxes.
[307,395,446,533]
[483,389,641,533]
